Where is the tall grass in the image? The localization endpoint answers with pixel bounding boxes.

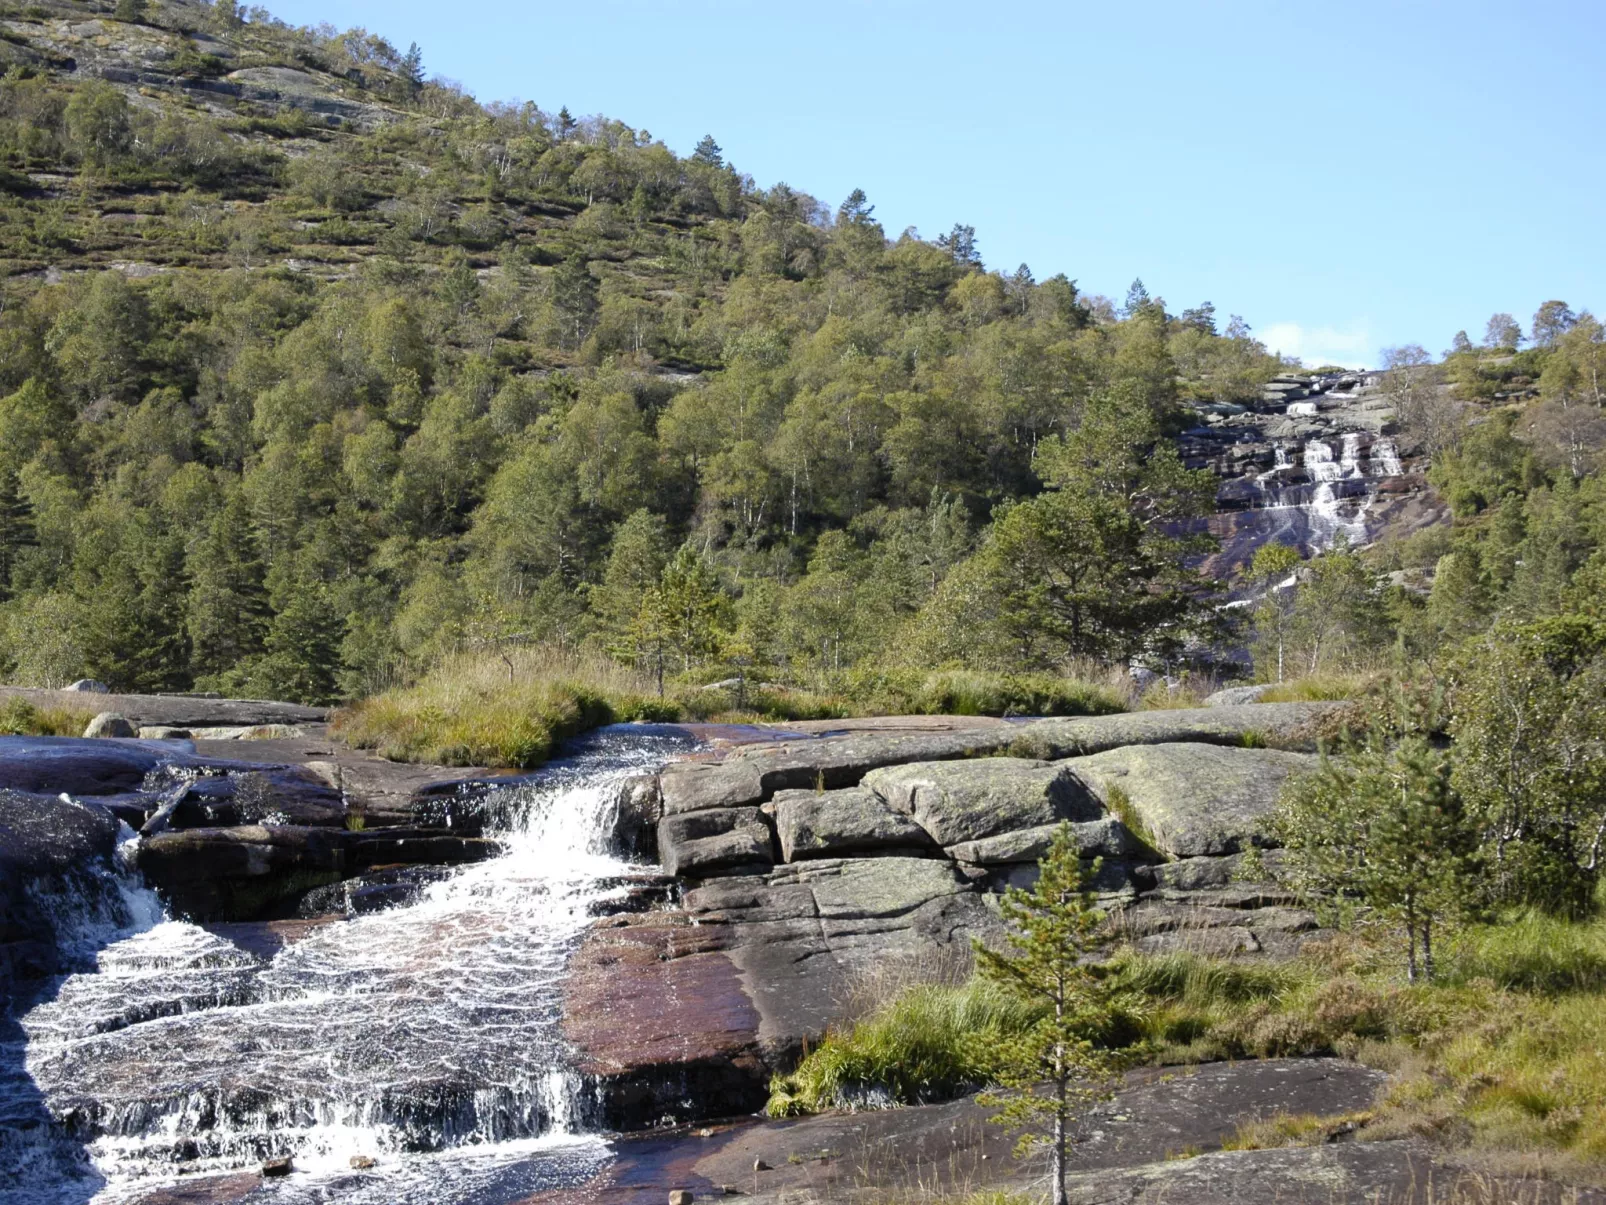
[332,646,678,768]
[766,979,1043,1117]
[768,914,1606,1167]
[336,646,1132,768]
[1257,673,1374,703]
[0,695,100,737]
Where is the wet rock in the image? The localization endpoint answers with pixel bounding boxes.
[261,1155,293,1176]
[343,827,500,872]
[770,786,938,862]
[0,736,166,795]
[294,865,456,918]
[611,773,662,860]
[131,825,347,921]
[563,912,771,1130]
[658,807,775,878]
[945,818,1138,865]
[1010,702,1338,758]
[1063,743,1317,857]
[83,712,139,739]
[0,790,123,998]
[862,758,1100,846]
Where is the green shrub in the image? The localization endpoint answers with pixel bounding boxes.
[766,980,1043,1116]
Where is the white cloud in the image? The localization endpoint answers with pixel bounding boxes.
[1258,322,1374,370]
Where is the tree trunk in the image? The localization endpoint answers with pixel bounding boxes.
[1053,1071,1068,1205]
[1421,916,1434,982]
[1405,915,1418,983]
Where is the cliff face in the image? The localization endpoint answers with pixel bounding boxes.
[1185,371,1448,582]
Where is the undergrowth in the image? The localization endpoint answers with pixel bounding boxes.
[0,695,100,737]
[336,647,1127,768]
[767,911,1606,1168]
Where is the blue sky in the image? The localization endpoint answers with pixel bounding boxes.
[267,0,1605,368]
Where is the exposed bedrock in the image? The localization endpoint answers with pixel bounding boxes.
[578,702,1344,1127]
[0,734,514,924]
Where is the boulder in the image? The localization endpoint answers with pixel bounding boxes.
[1010,702,1338,758]
[83,712,138,739]
[137,726,193,741]
[0,736,167,795]
[657,807,774,878]
[1203,684,1271,706]
[1062,742,1317,857]
[659,728,1021,813]
[770,786,938,862]
[0,789,125,997]
[131,825,347,921]
[945,817,1138,865]
[610,773,662,861]
[862,758,1100,846]
[130,824,500,920]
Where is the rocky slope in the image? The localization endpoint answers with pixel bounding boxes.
[563,703,1340,1125]
[1188,371,1448,578]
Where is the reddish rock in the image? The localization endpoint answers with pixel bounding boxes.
[563,911,769,1129]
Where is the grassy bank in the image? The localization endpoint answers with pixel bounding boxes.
[334,647,1128,768]
[767,912,1606,1172]
[0,696,102,737]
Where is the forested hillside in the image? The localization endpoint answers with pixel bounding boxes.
[0,0,1601,709]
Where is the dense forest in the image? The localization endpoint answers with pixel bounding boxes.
[0,0,1601,708]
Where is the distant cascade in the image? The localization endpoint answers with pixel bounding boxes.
[1339,432,1363,478]
[1303,440,1341,483]
[1285,401,1318,417]
[1370,437,1402,477]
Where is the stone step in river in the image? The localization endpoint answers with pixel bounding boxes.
[5,725,697,1205]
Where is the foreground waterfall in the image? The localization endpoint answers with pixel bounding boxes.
[10,725,694,1205]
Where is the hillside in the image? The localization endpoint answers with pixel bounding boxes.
[0,0,1600,717]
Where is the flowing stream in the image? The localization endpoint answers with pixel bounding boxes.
[5,725,695,1205]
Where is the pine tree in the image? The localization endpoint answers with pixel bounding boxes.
[690,135,724,168]
[1277,692,1476,980]
[187,494,270,682]
[254,581,345,705]
[971,825,1121,1205]
[555,106,577,141]
[0,469,37,603]
[401,43,425,98]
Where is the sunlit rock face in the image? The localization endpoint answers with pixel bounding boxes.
[1182,371,1448,585]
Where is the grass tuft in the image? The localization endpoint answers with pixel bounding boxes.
[0,695,101,737]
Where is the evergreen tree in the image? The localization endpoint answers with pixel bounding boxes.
[187,494,271,682]
[401,43,425,98]
[971,825,1121,1205]
[0,469,37,603]
[658,544,724,673]
[1247,541,1301,682]
[592,509,669,658]
[552,253,598,348]
[690,135,724,168]
[1278,721,1475,981]
[254,580,345,705]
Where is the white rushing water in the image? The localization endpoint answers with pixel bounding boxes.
[8,726,694,1205]
[1303,439,1341,484]
[1338,432,1363,478]
[1370,437,1403,477]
